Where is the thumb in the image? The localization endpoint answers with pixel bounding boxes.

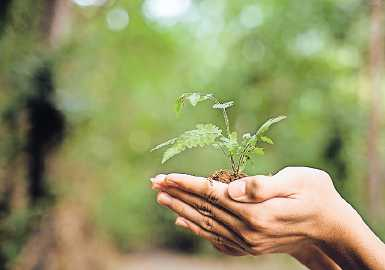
[227,175,288,203]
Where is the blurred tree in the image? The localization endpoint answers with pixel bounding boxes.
[26,63,65,204]
[367,0,384,219]
[0,0,12,35]
[0,0,66,267]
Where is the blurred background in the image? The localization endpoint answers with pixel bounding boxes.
[0,0,384,269]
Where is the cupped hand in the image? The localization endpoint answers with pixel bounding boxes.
[152,167,352,256]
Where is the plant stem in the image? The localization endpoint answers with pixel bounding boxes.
[230,155,237,174]
[236,143,251,174]
[221,106,235,172]
[223,108,236,173]
[218,144,234,171]
[208,94,236,173]
[222,108,231,137]
[209,95,231,137]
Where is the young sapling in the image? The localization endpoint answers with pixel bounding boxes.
[152,93,286,183]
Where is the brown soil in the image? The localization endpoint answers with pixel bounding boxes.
[207,169,247,184]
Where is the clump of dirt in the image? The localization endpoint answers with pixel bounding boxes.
[207,169,247,184]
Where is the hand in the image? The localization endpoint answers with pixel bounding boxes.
[175,216,247,256]
[152,167,385,269]
[154,169,342,269]
[174,214,340,269]
[153,167,347,254]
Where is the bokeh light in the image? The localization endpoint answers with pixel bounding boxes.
[239,4,264,29]
[142,0,192,25]
[292,30,325,56]
[72,0,107,7]
[106,8,130,31]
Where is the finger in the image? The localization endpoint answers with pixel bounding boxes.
[163,187,247,236]
[159,173,244,215]
[175,216,244,256]
[174,216,247,254]
[151,174,167,185]
[157,192,252,252]
[228,175,292,203]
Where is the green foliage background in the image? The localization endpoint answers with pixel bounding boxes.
[2,0,384,255]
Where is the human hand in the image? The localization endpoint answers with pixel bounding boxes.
[152,167,385,269]
[153,167,351,253]
[151,167,360,269]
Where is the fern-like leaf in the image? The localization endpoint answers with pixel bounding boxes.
[155,124,222,163]
[151,137,177,152]
[218,132,239,156]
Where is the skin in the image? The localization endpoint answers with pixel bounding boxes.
[151,166,385,270]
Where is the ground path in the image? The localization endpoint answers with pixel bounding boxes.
[113,251,307,270]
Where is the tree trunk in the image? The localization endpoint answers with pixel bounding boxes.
[367,0,384,219]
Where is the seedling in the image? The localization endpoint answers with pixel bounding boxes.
[152,93,286,183]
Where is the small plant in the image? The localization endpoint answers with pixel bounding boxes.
[152,93,286,183]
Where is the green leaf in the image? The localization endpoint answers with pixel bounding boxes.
[151,137,177,152]
[213,101,234,109]
[253,147,264,155]
[162,145,184,164]
[256,115,286,135]
[219,132,239,156]
[240,133,257,149]
[159,124,222,163]
[260,136,274,144]
[175,92,214,113]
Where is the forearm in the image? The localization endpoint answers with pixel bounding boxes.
[292,245,341,270]
[318,200,385,269]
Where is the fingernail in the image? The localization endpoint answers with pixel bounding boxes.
[175,217,189,228]
[150,174,166,184]
[151,183,163,190]
[228,180,246,199]
[165,178,179,188]
[157,192,172,206]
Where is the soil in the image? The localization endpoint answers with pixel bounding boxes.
[207,169,247,184]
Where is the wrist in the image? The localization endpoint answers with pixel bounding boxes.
[321,197,362,244]
[315,198,385,269]
[306,195,355,243]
